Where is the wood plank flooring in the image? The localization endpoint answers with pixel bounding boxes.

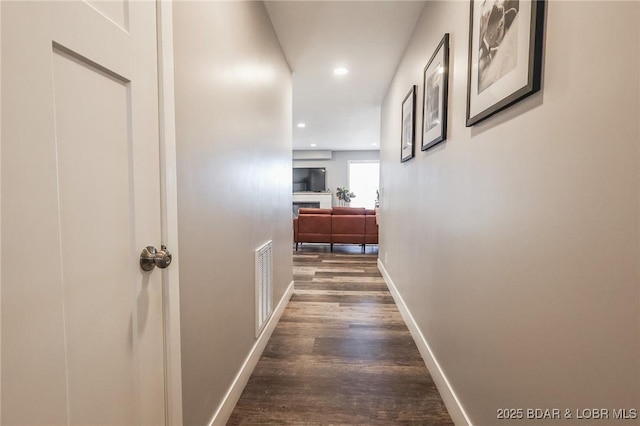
[227,244,453,425]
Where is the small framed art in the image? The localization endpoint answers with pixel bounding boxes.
[401,85,416,162]
[422,33,450,151]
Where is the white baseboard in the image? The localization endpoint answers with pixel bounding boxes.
[208,280,294,426]
[377,260,472,426]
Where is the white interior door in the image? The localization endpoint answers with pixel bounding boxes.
[2,1,166,424]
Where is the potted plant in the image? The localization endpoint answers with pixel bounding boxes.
[336,186,355,206]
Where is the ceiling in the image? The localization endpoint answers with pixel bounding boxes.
[264,1,426,151]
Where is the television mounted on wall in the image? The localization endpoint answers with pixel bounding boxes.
[293,167,326,192]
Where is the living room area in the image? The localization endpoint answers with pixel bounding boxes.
[292,150,380,254]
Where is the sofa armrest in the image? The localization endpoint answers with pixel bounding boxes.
[365,215,378,244]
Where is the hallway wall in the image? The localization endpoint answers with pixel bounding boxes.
[172,2,293,424]
[379,1,640,424]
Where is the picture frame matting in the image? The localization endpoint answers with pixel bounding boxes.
[465,0,546,126]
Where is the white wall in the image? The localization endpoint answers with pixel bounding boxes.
[172,2,293,424]
[294,150,379,206]
[379,2,640,425]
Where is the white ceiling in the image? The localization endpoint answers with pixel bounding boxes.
[264,1,426,151]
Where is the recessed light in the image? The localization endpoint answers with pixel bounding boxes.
[333,67,349,76]
[297,122,306,128]
[310,144,317,147]
[371,143,378,146]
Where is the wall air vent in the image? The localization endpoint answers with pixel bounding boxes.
[255,240,274,337]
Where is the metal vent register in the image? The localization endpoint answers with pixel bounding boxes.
[255,241,274,336]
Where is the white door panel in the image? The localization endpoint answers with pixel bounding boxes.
[2,1,165,424]
[52,47,138,425]
[86,0,130,31]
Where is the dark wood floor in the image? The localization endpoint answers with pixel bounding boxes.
[227,244,453,425]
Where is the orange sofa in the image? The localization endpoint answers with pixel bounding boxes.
[293,207,378,251]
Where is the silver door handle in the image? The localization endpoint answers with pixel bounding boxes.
[140,245,172,271]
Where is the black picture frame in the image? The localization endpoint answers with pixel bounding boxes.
[422,33,450,151]
[466,0,545,126]
[401,85,416,162]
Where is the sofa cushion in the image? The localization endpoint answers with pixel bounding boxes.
[332,207,365,216]
[331,215,365,244]
[331,215,365,234]
[299,214,332,234]
[298,213,332,243]
[298,208,332,215]
[298,232,332,243]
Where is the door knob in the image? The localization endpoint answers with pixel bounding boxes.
[140,245,172,271]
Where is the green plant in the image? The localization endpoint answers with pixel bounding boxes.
[336,186,356,204]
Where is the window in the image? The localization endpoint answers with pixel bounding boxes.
[348,161,380,209]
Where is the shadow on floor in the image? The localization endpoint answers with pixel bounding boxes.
[294,243,379,256]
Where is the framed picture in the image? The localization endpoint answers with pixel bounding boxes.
[422,33,450,151]
[401,85,416,162]
[466,0,546,126]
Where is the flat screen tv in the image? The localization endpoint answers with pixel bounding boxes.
[293,167,326,192]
